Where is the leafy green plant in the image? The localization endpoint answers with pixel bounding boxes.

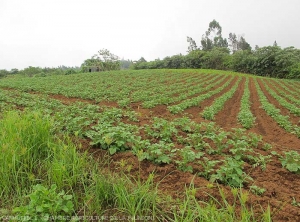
[86,123,139,155]
[198,157,220,180]
[250,185,266,196]
[186,133,210,150]
[211,158,252,187]
[228,139,252,160]
[175,147,204,173]
[206,131,229,153]
[144,117,178,142]
[238,78,256,129]
[248,133,262,148]
[230,128,248,141]
[140,142,176,164]
[13,184,74,221]
[280,151,300,173]
[251,154,272,171]
[292,197,300,207]
[202,78,241,120]
[262,143,272,151]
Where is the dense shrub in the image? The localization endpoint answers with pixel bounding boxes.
[133,46,300,79]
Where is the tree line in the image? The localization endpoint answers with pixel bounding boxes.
[0,49,124,78]
[133,20,300,79]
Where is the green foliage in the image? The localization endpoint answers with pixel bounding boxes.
[0,69,10,78]
[145,117,178,142]
[292,197,300,207]
[211,158,252,187]
[198,157,220,180]
[280,151,300,173]
[238,79,256,129]
[86,122,139,155]
[201,19,228,51]
[202,77,241,120]
[175,147,204,173]
[250,185,266,196]
[13,184,74,221]
[139,141,176,164]
[0,111,53,197]
[81,48,120,72]
[288,62,300,79]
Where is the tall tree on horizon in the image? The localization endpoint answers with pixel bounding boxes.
[187,36,198,52]
[201,20,228,51]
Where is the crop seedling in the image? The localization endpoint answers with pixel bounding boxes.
[198,157,220,180]
[292,197,300,207]
[250,185,266,196]
[144,117,178,142]
[86,123,139,154]
[140,141,177,164]
[248,133,263,148]
[13,184,74,221]
[251,154,272,171]
[280,151,300,173]
[228,139,252,160]
[211,158,253,187]
[205,131,229,154]
[175,147,204,173]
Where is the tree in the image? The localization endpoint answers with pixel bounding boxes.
[81,49,120,72]
[201,20,228,51]
[10,68,19,74]
[228,33,238,53]
[238,36,252,51]
[228,33,251,53]
[0,69,9,78]
[187,36,198,52]
[21,66,42,77]
[137,57,147,63]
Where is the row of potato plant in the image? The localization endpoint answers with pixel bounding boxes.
[202,77,242,120]
[262,79,300,116]
[254,79,300,138]
[237,78,256,129]
[141,74,221,108]
[1,86,299,188]
[268,79,300,106]
[168,76,234,113]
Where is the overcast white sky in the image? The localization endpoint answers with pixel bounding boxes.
[1,0,300,70]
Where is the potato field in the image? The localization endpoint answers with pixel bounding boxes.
[0,69,299,221]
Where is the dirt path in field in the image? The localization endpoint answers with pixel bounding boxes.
[257,79,300,126]
[214,77,245,129]
[248,78,300,151]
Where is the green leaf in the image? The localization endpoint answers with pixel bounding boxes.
[109,146,117,155]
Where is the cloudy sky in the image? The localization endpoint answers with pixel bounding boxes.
[1,0,299,70]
